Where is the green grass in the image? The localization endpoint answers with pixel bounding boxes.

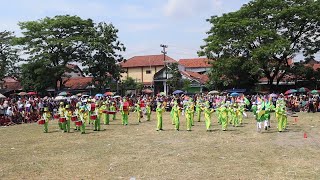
[0,112,320,179]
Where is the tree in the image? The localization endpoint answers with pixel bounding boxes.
[200,0,320,91]
[0,31,19,80]
[16,15,94,90]
[167,63,183,91]
[20,60,56,92]
[82,22,125,91]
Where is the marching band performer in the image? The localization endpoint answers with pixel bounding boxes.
[94,103,101,131]
[172,101,180,131]
[78,106,86,134]
[100,102,108,125]
[64,105,72,133]
[120,98,129,125]
[135,102,142,123]
[195,99,202,122]
[42,107,51,133]
[58,102,65,130]
[110,102,117,121]
[185,100,194,131]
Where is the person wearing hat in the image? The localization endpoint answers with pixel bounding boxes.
[58,102,65,130]
[156,102,165,131]
[120,99,129,125]
[78,106,86,134]
[201,101,215,131]
[110,101,117,121]
[100,101,109,125]
[219,104,228,131]
[42,107,51,133]
[64,104,72,133]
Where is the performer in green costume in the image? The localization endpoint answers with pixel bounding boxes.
[172,101,180,131]
[202,101,214,131]
[185,100,194,131]
[156,102,164,131]
[195,99,202,122]
[146,102,151,121]
[42,107,51,133]
[120,99,129,125]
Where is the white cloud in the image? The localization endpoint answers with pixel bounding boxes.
[164,0,223,18]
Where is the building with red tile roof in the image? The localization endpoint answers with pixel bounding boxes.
[120,54,176,88]
[178,58,212,74]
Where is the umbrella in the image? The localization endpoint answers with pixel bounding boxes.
[70,95,78,99]
[0,93,6,99]
[58,91,70,96]
[172,90,184,95]
[27,92,37,95]
[76,93,82,96]
[269,93,278,98]
[230,92,239,97]
[142,89,153,94]
[18,92,27,96]
[159,92,166,96]
[284,89,297,95]
[208,90,219,95]
[55,96,66,101]
[310,90,320,94]
[95,93,103,97]
[104,92,114,96]
[113,95,121,98]
[298,87,310,93]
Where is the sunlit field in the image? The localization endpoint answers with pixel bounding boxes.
[0,112,320,179]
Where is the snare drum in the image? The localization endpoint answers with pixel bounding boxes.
[38,119,46,125]
[71,116,78,122]
[75,121,83,126]
[107,111,116,115]
[59,117,66,123]
[54,114,60,119]
[102,110,108,114]
[90,114,97,120]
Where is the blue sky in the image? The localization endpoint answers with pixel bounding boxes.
[0,0,252,60]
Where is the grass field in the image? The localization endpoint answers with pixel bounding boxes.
[0,112,320,180]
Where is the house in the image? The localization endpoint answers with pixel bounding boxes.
[153,68,209,94]
[178,58,212,74]
[64,64,84,78]
[120,54,176,91]
[0,77,22,96]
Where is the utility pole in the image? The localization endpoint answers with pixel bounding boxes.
[160,44,168,95]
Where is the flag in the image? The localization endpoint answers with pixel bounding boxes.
[244,97,250,106]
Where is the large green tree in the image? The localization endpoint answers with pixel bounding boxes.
[20,60,55,92]
[0,31,19,80]
[16,15,94,90]
[200,0,320,91]
[167,63,183,91]
[82,22,125,91]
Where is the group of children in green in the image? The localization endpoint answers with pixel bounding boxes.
[38,97,289,134]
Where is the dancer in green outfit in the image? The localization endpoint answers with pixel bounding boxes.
[202,101,214,131]
[42,107,51,133]
[100,102,109,125]
[58,102,65,130]
[135,103,142,123]
[172,101,180,131]
[156,102,164,131]
[146,102,151,121]
[185,101,194,131]
[78,106,86,134]
[110,102,117,120]
[220,104,228,131]
[195,99,202,122]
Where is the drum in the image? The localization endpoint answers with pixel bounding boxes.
[102,110,108,114]
[90,115,97,120]
[75,121,83,126]
[59,117,66,123]
[71,116,78,122]
[38,119,45,125]
[107,111,116,115]
[54,114,60,119]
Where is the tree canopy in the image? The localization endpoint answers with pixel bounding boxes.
[200,0,320,91]
[0,31,19,80]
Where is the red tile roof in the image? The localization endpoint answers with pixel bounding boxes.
[121,55,176,68]
[312,64,320,71]
[62,77,93,89]
[2,77,22,90]
[178,58,212,68]
[180,71,209,84]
